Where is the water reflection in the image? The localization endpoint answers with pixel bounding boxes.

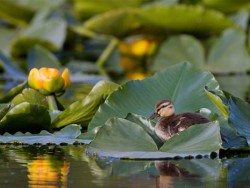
[1,145,250,187]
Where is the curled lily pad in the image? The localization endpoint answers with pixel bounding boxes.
[88,62,219,133]
[0,102,50,133]
[87,117,221,159]
[0,81,26,103]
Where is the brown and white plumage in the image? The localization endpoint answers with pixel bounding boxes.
[150,100,210,141]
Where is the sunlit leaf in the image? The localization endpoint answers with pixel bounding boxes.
[89,62,219,132]
[52,81,119,128]
[81,5,236,38]
[11,88,48,107]
[205,89,228,118]
[73,0,152,20]
[0,102,50,133]
[0,124,81,144]
[202,0,250,13]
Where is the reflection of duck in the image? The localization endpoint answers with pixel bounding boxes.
[155,161,199,188]
[150,100,210,141]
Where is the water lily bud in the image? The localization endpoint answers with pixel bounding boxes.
[28,67,70,95]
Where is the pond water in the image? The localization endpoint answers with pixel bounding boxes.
[0,144,250,188]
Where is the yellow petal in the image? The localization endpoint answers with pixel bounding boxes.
[43,76,65,93]
[39,67,61,80]
[61,68,70,88]
[28,68,43,90]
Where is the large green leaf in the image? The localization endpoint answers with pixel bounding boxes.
[0,124,81,144]
[206,28,250,73]
[52,81,119,128]
[0,0,34,25]
[152,35,205,72]
[160,122,221,154]
[81,5,235,38]
[89,118,158,152]
[202,0,250,13]
[87,118,221,159]
[0,102,50,133]
[89,62,219,131]
[73,0,152,19]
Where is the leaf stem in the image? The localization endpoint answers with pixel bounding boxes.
[46,95,58,110]
[96,38,119,67]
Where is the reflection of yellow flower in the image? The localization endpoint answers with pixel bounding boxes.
[27,156,69,188]
[28,68,70,95]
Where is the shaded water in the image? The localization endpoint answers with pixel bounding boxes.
[0,145,250,188]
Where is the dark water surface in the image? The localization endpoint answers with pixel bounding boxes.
[0,145,250,188]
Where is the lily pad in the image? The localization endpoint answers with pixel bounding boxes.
[152,35,205,72]
[81,5,235,38]
[0,124,82,144]
[87,117,221,159]
[52,81,119,128]
[10,18,67,56]
[0,102,50,133]
[88,62,219,132]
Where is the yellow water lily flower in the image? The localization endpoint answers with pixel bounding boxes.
[28,67,70,95]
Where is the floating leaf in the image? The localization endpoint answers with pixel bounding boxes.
[52,81,119,128]
[206,28,250,73]
[81,5,235,38]
[87,119,221,159]
[0,124,82,144]
[11,18,67,56]
[0,102,50,133]
[160,122,221,155]
[152,35,205,72]
[0,81,26,103]
[89,62,219,133]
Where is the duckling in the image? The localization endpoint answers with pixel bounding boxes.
[149,99,210,141]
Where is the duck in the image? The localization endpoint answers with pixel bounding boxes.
[149,99,210,141]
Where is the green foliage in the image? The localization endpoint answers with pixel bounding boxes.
[81,5,235,38]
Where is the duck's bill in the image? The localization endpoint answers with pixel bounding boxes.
[149,112,159,119]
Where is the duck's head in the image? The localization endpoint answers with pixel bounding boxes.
[149,99,175,119]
